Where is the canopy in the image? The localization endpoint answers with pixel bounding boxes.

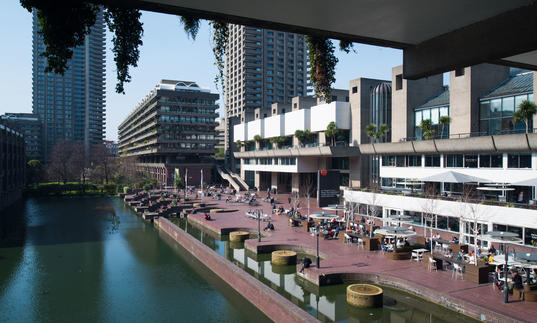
[420,171,489,183]
[482,231,523,244]
[374,226,416,237]
[511,178,537,187]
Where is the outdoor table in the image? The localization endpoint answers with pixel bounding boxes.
[411,248,429,261]
[432,252,492,283]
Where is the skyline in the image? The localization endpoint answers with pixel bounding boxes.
[0,0,402,141]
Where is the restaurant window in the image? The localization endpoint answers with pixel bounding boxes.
[508,153,532,168]
[437,215,448,230]
[479,154,503,168]
[381,177,394,187]
[448,217,460,233]
[524,228,537,247]
[382,156,396,166]
[444,154,463,167]
[425,155,440,167]
[464,155,478,168]
[407,155,422,167]
[396,155,406,167]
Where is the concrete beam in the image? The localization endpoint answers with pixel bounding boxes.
[403,3,537,80]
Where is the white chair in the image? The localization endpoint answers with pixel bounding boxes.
[357,238,364,249]
[442,243,450,253]
[344,233,352,244]
[452,264,463,279]
[428,257,437,271]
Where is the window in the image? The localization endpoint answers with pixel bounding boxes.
[396,155,406,167]
[395,74,403,90]
[455,68,465,77]
[479,154,502,168]
[381,156,396,167]
[464,155,478,168]
[425,155,440,167]
[352,86,357,94]
[508,153,531,168]
[407,155,421,167]
[445,154,463,167]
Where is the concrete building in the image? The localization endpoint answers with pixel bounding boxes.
[32,10,106,161]
[224,26,309,172]
[103,140,118,157]
[345,66,537,250]
[118,80,219,186]
[0,123,25,211]
[1,113,43,162]
[215,118,225,151]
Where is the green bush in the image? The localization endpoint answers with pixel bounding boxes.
[123,186,131,194]
[143,183,152,191]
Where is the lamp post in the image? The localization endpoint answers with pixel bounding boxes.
[503,246,509,304]
[316,225,320,268]
[257,210,261,242]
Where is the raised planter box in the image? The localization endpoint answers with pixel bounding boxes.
[385,250,411,260]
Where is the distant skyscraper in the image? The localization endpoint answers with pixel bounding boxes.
[224,25,309,168]
[32,10,106,161]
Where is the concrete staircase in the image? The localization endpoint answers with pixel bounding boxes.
[216,166,249,191]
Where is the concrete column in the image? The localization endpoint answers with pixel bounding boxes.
[254,171,261,190]
[533,71,537,129]
[318,132,326,146]
[349,157,362,188]
[292,173,300,194]
[271,172,278,191]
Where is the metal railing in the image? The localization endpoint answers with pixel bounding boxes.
[400,128,537,142]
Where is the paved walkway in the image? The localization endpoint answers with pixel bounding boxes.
[186,192,537,323]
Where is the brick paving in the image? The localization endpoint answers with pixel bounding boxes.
[186,192,537,323]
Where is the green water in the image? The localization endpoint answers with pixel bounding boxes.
[173,218,478,323]
[0,197,265,322]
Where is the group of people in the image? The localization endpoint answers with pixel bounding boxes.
[381,237,410,252]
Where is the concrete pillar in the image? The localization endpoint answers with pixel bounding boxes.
[349,157,362,188]
[318,132,326,146]
[271,172,278,191]
[254,171,261,190]
[292,173,300,194]
[533,71,537,129]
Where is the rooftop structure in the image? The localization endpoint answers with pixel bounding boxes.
[1,113,43,161]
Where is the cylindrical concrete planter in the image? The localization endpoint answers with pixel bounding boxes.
[229,231,250,242]
[271,250,297,265]
[271,263,296,275]
[347,284,383,308]
[229,241,244,249]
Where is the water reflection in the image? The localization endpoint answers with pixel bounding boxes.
[0,197,255,322]
[176,219,478,323]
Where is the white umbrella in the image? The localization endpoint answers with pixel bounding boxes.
[420,171,489,183]
[511,178,537,186]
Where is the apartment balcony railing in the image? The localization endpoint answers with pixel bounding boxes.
[400,128,537,142]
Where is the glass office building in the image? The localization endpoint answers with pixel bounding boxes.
[32,10,105,161]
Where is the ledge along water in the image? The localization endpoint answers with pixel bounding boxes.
[169,217,478,322]
[0,197,265,322]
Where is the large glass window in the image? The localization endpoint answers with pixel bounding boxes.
[445,154,463,167]
[414,105,449,139]
[464,155,478,168]
[525,228,537,247]
[480,154,503,168]
[480,94,531,135]
[425,155,440,167]
[508,153,532,168]
[407,155,422,167]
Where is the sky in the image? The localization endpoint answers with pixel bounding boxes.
[0,0,403,141]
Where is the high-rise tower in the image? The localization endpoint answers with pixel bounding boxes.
[224,25,308,169]
[32,10,106,161]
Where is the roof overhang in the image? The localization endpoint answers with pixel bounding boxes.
[122,0,537,79]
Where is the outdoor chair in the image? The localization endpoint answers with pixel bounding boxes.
[452,264,463,280]
[344,233,352,244]
[428,257,437,272]
[356,238,364,249]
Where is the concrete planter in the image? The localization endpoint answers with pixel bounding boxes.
[346,284,383,308]
[229,231,250,242]
[271,250,297,265]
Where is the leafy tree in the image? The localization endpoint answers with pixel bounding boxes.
[365,123,389,143]
[306,36,337,101]
[214,147,225,158]
[253,134,262,143]
[325,121,339,146]
[269,136,287,148]
[90,143,118,184]
[439,115,451,139]
[235,140,244,148]
[26,159,43,185]
[174,174,184,189]
[513,100,537,133]
[418,119,435,140]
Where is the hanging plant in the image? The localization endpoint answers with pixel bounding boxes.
[339,40,355,53]
[209,20,228,93]
[180,16,201,40]
[305,36,338,101]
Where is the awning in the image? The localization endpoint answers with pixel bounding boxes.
[511,178,537,187]
[420,171,489,183]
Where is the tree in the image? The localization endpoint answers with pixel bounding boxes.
[366,123,390,143]
[48,140,76,183]
[513,100,537,133]
[235,140,244,148]
[295,129,314,145]
[365,123,377,143]
[420,184,438,251]
[456,185,483,267]
[26,159,43,185]
[305,36,337,101]
[299,173,316,219]
[174,175,184,189]
[439,115,451,139]
[253,134,262,143]
[269,136,287,148]
[90,143,117,184]
[418,119,435,140]
[325,121,339,146]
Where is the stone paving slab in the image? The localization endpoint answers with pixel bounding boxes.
[186,193,537,323]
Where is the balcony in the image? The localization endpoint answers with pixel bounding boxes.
[234,142,359,158]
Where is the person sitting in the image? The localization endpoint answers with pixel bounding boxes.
[488,245,496,255]
[452,236,459,244]
[360,217,366,224]
[263,222,275,231]
[404,240,410,247]
[494,266,503,290]
[204,213,211,220]
[476,248,481,257]
[446,249,453,258]
[488,254,494,263]
[513,271,523,290]
[334,226,340,239]
[299,257,312,273]
[457,251,463,260]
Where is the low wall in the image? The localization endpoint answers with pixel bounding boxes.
[157,217,318,323]
[297,271,516,323]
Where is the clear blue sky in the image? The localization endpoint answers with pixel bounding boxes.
[0,0,403,141]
